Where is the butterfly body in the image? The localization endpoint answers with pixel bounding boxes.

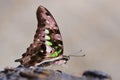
[15,6,69,67]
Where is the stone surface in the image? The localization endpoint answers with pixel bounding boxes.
[0,65,111,80]
[0,65,81,80]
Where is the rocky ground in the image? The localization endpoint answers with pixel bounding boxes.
[0,65,111,80]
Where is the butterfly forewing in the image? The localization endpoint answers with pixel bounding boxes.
[38,6,64,58]
[15,6,64,67]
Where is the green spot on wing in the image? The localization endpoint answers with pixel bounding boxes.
[45,41,52,46]
[58,49,62,54]
[45,35,50,40]
[55,46,58,49]
[58,44,62,47]
[50,49,62,57]
[45,29,49,34]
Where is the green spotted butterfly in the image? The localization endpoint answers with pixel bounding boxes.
[15,5,70,67]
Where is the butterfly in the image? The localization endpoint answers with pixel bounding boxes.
[15,5,70,67]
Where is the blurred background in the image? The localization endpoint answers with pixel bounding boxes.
[0,0,120,80]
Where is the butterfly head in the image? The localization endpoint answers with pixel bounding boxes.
[61,55,70,64]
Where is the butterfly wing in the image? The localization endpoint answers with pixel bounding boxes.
[37,6,64,58]
[15,6,64,67]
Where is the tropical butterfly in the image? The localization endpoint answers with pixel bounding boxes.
[15,5,84,67]
[15,5,70,67]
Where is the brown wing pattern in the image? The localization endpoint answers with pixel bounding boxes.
[15,6,64,67]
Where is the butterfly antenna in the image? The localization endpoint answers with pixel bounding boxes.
[69,54,85,57]
[69,49,85,57]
